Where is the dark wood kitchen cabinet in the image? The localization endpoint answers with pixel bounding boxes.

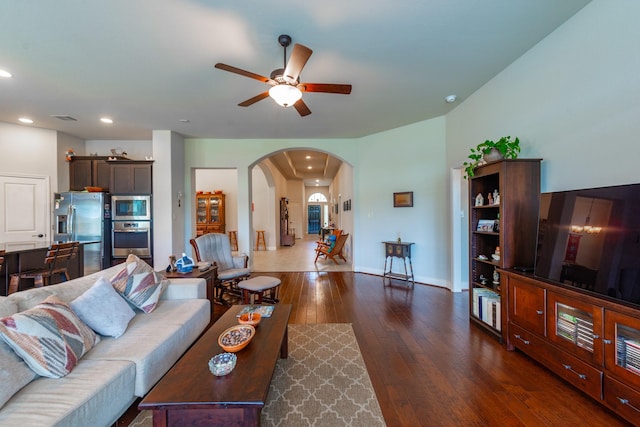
[110,161,153,194]
[69,156,113,191]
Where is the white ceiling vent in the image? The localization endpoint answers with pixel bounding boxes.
[51,115,77,121]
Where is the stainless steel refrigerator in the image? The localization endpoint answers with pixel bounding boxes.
[54,192,111,274]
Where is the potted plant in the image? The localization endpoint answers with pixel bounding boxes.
[463,136,521,179]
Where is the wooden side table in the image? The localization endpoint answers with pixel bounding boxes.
[382,241,415,287]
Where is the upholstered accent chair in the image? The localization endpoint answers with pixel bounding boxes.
[190,233,250,305]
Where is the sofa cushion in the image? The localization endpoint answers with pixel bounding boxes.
[0,296,17,317]
[70,276,136,338]
[0,341,38,409]
[0,295,99,378]
[0,359,136,427]
[84,298,210,396]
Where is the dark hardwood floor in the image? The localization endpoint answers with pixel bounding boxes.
[215,271,630,427]
[118,271,631,426]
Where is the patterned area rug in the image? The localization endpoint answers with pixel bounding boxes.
[130,323,385,427]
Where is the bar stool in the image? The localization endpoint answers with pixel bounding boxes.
[8,242,79,295]
[228,230,238,252]
[255,230,266,251]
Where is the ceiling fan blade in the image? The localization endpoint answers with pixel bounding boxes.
[214,63,274,84]
[238,91,270,107]
[293,99,312,117]
[300,83,352,94]
[283,44,313,83]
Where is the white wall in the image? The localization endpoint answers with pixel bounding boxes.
[0,123,59,196]
[57,132,85,192]
[446,0,640,192]
[445,0,640,291]
[194,169,239,235]
[86,140,152,160]
[151,131,185,270]
[355,117,448,286]
[183,117,449,288]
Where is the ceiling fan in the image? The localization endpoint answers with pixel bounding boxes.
[214,34,352,117]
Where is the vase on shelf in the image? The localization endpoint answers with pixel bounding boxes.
[483,148,504,163]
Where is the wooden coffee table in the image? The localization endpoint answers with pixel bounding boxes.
[139,304,292,426]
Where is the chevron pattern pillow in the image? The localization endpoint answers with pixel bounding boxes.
[118,271,166,314]
[0,295,99,378]
[111,255,166,313]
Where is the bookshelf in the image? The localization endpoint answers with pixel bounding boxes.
[468,159,541,340]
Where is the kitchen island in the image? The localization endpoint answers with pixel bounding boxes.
[0,241,85,296]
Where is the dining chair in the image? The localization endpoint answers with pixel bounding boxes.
[8,242,79,295]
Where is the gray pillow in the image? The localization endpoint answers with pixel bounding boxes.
[70,276,136,338]
[0,340,38,409]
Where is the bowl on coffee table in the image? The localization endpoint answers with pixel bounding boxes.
[218,324,255,352]
[238,312,261,327]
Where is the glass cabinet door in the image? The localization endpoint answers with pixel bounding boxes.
[196,197,207,224]
[605,310,640,390]
[547,291,603,365]
[208,196,220,223]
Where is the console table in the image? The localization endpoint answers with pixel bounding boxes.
[382,241,415,286]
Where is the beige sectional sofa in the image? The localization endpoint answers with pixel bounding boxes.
[0,263,210,427]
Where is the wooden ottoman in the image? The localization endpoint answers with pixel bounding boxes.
[238,276,281,304]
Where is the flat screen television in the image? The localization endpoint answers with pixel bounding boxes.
[534,183,640,307]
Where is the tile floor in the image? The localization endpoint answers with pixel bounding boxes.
[250,233,352,272]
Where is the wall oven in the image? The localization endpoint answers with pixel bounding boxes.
[112,221,151,258]
[111,195,151,221]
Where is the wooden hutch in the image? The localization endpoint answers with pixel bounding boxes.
[195,192,225,236]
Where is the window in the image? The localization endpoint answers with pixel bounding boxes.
[308,193,327,202]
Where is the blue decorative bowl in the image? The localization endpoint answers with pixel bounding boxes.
[208,352,237,376]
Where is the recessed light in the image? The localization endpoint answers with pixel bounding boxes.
[306,155,311,159]
[0,69,12,78]
[445,95,457,103]
[100,117,113,124]
[18,117,33,124]
[315,179,320,182]
[307,166,312,170]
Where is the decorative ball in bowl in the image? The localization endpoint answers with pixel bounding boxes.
[208,352,237,376]
[218,324,255,352]
[238,312,261,327]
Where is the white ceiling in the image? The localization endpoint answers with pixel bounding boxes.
[0,0,591,143]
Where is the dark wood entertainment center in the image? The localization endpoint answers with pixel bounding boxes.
[468,159,640,423]
[503,270,640,423]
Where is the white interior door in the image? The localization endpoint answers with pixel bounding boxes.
[0,174,50,243]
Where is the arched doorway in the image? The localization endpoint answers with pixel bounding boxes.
[249,148,354,272]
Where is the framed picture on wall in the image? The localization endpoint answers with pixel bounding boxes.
[393,192,413,208]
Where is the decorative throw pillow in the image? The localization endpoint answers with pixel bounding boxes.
[110,253,154,292]
[118,271,166,313]
[0,340,38,409]
[0,295,99,378]
[110,255,166,313]
[70,277,136,338]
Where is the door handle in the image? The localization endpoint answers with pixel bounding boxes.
[31,234,44,238]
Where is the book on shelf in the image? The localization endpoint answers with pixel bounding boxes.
[472,288,501,331]
[236,305,275,318]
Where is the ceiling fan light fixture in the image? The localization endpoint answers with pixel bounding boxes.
[269,84,302,107]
